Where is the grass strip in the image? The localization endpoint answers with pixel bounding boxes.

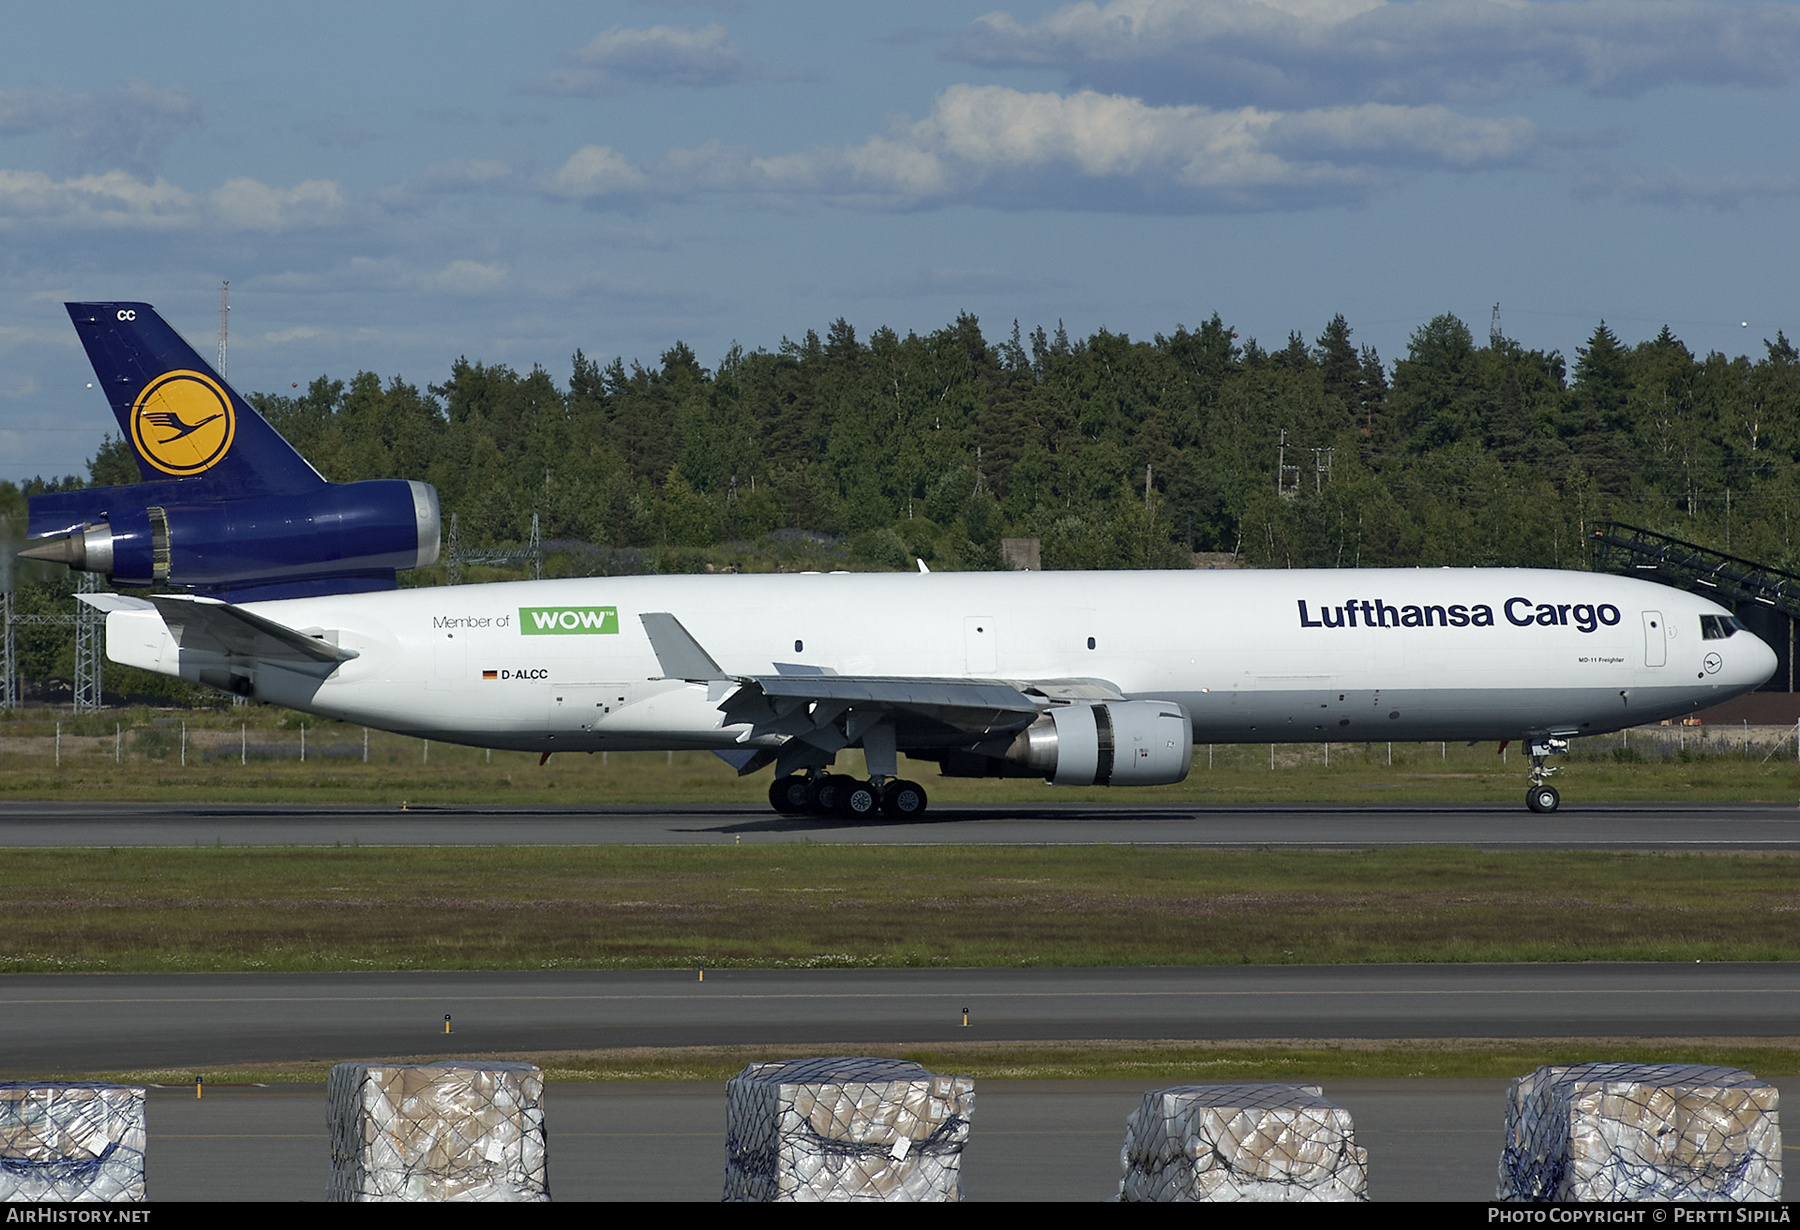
[5,845,1800,972]
[76,1039,1800,1086]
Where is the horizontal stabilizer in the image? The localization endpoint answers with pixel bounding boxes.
[75,592,155,614]
[145,594,358,665]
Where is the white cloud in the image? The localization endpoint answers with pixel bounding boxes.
[262,327,327,344]
[209,178,345,231]
[950,0,1800,107]
[548,145,650,197]
[537,24,754,94]
[1267,103,1535,168]
[547,84,1534,213]
[0,169,194,228]
[0,169,345,232]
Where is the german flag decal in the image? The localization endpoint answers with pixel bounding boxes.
[482,670,498,679]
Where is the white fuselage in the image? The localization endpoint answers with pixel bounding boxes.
[106,567,1777,755]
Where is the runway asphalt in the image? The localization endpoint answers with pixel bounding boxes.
[7,799,1800,847]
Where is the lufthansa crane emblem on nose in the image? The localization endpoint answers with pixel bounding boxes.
[1703,652,1723,674]
[130,369,236,475]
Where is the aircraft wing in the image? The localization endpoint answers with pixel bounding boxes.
[639,611,1118,777]
[720,673,1040,734]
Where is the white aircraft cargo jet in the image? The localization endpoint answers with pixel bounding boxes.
[29,304,1781,819]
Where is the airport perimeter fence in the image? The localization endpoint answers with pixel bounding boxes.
[0,717,513,770]
[0,713,711,780]
[1195,721,1800,772]
[1,711,1796,777]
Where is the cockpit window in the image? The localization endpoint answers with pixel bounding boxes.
[1700,615,1746,640]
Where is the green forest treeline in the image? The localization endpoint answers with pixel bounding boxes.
[12,308,1800,578]
[6,308,1797,697]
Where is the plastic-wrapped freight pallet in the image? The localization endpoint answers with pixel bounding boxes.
[1117,1084,1369,1202]
[724,1057,975,1202]
[1497,1063,1781,1202]
[327,1061,548,1202]
[0,1083,147,1203]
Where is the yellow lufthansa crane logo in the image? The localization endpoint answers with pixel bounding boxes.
[130,370,236,475]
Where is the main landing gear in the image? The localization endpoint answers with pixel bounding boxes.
[768,772,929,820]
[1524,737,1570,813]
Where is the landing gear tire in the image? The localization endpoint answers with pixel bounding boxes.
[880,779,928,820]
[807,774,855,816]
[769,775,810,814]
[1526,784,1560,814]
[840,779,882,820]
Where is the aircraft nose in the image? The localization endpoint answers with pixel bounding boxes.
[1736,630,1780,688]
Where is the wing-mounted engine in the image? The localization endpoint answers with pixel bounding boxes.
[934,700,1195,786]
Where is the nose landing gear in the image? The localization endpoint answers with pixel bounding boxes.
[1524,736,1570,813]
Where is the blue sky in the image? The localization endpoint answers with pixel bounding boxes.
[2,0,1797,481]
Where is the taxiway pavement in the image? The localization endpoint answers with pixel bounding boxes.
[5,964,1797,1074]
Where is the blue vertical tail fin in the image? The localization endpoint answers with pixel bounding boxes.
[66,302,325,497]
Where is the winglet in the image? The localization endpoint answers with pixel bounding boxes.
[639,612,729,681]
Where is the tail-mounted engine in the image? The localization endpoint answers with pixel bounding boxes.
[23,479,439,601]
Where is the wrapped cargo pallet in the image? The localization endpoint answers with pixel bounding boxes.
[327,1061,548,1202]
[1497,1063,1781,1202]
[1117,1084,1368,1202]
[0,1083,146,1203]
[724,1057,974,1202]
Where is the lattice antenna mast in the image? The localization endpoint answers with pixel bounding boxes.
[1489,302,1503,348]
[217,281,230,378]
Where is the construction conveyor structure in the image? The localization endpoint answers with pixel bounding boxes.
[1590,521,1798,692]
[1590,522,1800,620]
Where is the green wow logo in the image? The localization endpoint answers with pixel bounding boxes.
[519,606,620,635]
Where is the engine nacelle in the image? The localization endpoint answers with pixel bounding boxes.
[24,479,439,600]
[1005,700,1194,786]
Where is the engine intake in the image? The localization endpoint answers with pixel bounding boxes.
[1005,700,1193,786]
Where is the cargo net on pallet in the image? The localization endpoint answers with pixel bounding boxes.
[1117,1084,1369,1203]
[1497,1063,1782,1203]
[724,1057,974,1202]
[0,1083,146,1203]
[327,1062,548,1202]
